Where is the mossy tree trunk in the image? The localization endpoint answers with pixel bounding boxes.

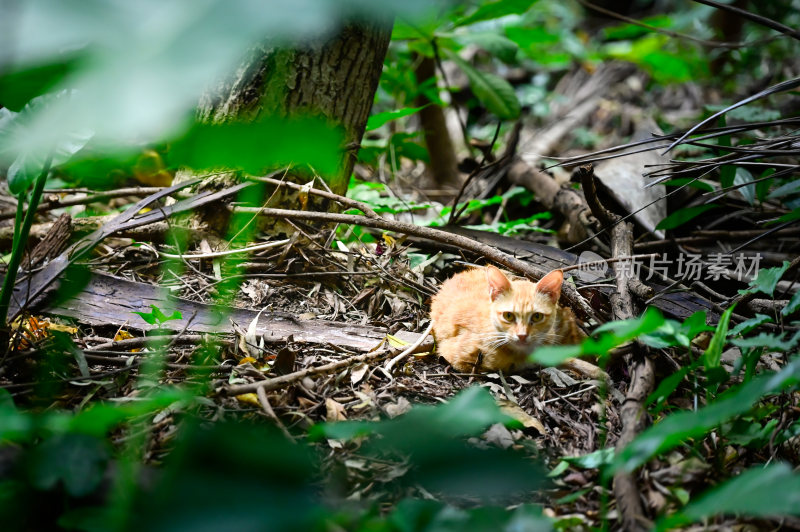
[178,20,392,231]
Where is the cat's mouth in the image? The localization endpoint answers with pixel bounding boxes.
[510,338,537,351]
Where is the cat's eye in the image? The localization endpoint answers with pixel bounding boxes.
[501,311,515,322]
[530,312,544,322]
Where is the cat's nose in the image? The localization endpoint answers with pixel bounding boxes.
[517,333,528,342]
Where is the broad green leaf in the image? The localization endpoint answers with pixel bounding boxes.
[454,0,538,27]
[28,434,108,497]
[464,212,553,236]
[768,179,800,200]
[531,344,582,366]
[655,204,718,231]
[613,357,800,474]
[739,260,790,297]
[2,0,442,172]
[168,116,342,176]
[310,387,545,500]
[366,105,427,131]
[0,389,35,441]
[2,92,94,195]
[455,32,519,63]
[658,463,800,530]
[446,52,521,119]
[645,363,694,413]
[562,448,614,469]
[731,331,800,352]
[703,304,736,369]
[733,168,756,205]
[532,307,665,365]
[66,388,192,437]
[0,56,83,112]
[641,312,712,349]
[310,386,513,442]
[729,314,773,336]
[783,291,800,317]
[601,15,673,40]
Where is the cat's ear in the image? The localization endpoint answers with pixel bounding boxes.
[486,265,511,301]
[536,269,563,303]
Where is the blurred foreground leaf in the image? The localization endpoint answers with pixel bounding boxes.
[658,463,800,530]
[613,357,800,474]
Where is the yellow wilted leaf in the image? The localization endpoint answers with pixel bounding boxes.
[386,334,409,348]
[48,323,78,334]
[238,356,257,366]
[236,393,260,407]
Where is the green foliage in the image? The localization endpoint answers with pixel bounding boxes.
[366,105,429,131]
[453,0,538,28]
[464,212,552,235]
[312,386,546,499]
[603,34,708,83]
[168,116,342,176]
[133,305,182,327]
[346,179,432,215]
[657,463,800,530]
[739,260,791,297]
[703,304,736,369]
[613,356,800,474]
[655,204,718,231]
[729,314,773,336]
[531,307,666,366]
[446,51,521,119]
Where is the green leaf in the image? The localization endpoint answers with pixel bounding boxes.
[733,168,756,205]
[133,309,159,325]
[168,116,342,176]
[739,260,791,297]
[613,357,800,474]
[768,179,800,200]
[704,304,736,369]
[659,463,800,530]
[0,56,83,112]
[532,307,665,366]
[655,204,718,231]
[731,331,800,352]
[641,312,712,349]
[0,389,35,442]
[729,314,773,336]
[562,448,614,469]
[66,388,192,437]
[446,51,521,119]
[454,0,538,27]
[782,291,800,317]
[366,105,427,131]
[645,363,693,413]
[311,386,513,442]
[28,434,108,497]
[455,32,519,63]
[2,92,94,195]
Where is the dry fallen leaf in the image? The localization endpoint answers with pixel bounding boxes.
[350,363,369,385]
[326,398,347,421]
[497,398,547,435]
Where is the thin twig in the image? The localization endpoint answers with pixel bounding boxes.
[230,205,598,321]
[218,336,435,396]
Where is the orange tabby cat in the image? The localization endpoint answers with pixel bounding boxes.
[430,265,583,372]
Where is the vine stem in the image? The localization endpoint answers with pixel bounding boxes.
[0,154,54,332]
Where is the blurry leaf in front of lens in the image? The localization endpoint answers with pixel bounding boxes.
[129,421,320,531]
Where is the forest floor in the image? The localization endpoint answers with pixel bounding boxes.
[2,61,799,531]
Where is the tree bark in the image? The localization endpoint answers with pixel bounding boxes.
[176,19,393,231]
[413,53,460,189]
